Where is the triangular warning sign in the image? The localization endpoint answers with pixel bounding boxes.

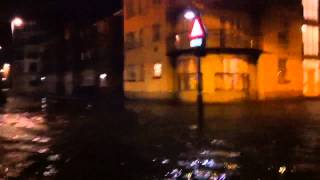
[190,18,205,39]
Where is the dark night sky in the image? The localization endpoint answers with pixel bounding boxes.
[0,0,122,22]
[0,0,121,49]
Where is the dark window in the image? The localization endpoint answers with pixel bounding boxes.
[278,31,289,45]
[278,58,290,84]
[125,65,144,82]
[126,32,135,49]
[126,0,135,18]
[29,62,38,73]
[152,24,161,42]
[139,29,144,46]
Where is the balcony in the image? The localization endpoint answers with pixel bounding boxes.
[167,29,261,56]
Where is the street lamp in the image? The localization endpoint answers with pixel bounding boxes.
[184,9,206,131]
[184,10,196,20]
[11,17,24,37]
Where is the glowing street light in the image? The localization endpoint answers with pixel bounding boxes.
[184,10,196,20]
[99,73,108,80]
[11,17,24,36]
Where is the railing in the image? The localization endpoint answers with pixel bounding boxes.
[167,29,261,52]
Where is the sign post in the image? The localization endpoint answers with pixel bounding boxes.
[189,16,207,131]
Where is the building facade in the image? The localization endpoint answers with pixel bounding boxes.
[124,0,318,103]
[42,13,124,104]
[11,21,48,95]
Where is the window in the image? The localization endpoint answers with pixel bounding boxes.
[278,31,289,46]
[215,73,249,91]
[153,63,162,78]
[302,25,319,56]
[178,73,197,91]
[139,29,144,46]
[125,64,144,82]
[302,0,319,21]
[152,24,161,42]
[278,58,290,84]
[215,58,249,91]
[126,32,143,50]
[126,32,137,49]
[29,62,38,73]
[126,0,134,18]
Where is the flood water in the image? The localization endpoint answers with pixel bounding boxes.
[0,97,320,179]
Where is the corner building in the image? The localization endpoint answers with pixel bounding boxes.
[124,0,316,103]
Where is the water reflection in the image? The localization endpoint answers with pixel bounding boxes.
[156,138,240,179]
[0,103,53,178]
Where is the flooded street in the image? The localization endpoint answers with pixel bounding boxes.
[127,100,320,179]
[0,97,66,179]
[0,97,320,179]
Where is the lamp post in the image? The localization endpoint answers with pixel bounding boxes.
[184,9,207,131]
[9,17,24,91]
[11,17,24,38]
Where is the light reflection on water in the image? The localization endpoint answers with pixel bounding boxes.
[0,111,51,178]
[155,139,240,179]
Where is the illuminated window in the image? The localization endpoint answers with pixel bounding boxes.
[215,73,249,91]
[178,73,197,91]
[302,25,319,55]
[153,63,162,78]
[215,58,249,91]
[302,0,319,21]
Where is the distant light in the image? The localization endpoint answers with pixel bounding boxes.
[0,46,2,50]
[184,10,196,20]
[41,76,46,81]
[175,34,181,42]
[3,63,10,69]
[2,78,7,81]
[12,17,24,27]
[99,73,107,80]
[279,166,287,174]
[2,63,10,79]
[153,63,162,78]
[11,17,24,35]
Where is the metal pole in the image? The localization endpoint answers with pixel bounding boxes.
[196,55,204,131]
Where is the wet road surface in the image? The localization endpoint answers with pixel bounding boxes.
[0,97,320,179]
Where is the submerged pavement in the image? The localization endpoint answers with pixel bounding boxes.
[0,97,320,179]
